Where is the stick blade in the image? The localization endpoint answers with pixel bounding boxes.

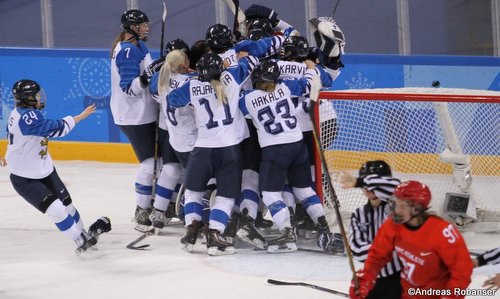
[162,2,167,21]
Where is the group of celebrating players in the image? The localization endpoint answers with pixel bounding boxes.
[3,3,498,298]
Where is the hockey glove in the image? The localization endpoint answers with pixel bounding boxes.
[325,54,344,70]
[349,269,376,299]
[140,57,165,87]
[317,231,345,255]
[89,216,112,237]
[307,47,325,65]
[244,4,279,27]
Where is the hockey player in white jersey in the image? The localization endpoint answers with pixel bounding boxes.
[146,41,195,230]
[275,35,338,236]
[5,80,111,254]
[167,53,259,256]
[239,59,330,253]
[206,23,285,68]
[110,9,165,232]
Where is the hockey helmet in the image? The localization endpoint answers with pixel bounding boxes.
[121,9,150,41]
[196,54,224,82]
[247,18,274,37]
[279,36,309,61]
[165,38,190,56]
[358,160,392,178]
[393,180,431,209]
[12,79,46,109]
[205,24,235,52]
[251,59,280,85]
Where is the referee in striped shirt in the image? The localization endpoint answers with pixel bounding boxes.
[340,160,402,299]
[473,247,500,290]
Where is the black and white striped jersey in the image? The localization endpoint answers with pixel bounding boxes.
[348,175,402,278]
[477,247,500,266]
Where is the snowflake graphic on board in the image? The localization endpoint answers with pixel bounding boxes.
[344,72,375,89]
[65,58,111,101]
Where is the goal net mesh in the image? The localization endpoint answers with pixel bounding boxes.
[313,88,500,230]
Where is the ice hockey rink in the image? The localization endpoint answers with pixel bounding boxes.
[0,161,499,299]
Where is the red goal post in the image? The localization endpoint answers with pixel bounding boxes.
[312,88,500,228]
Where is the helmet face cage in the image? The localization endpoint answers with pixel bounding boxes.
[196,54,224,82]
[121,9,150,41]
[279,36,309,61]
[251,60,280,85]
[166,39,190,56]
[358,160,392,178]
[205,24,235,52]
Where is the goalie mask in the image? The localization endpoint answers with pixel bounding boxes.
[196,54,224,82]
[206,24,235,53]
[121,9,150,41]
[279,36,309,61]
[309,17,345,58]
[12,79,46,110]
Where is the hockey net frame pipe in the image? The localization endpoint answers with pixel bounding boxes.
[312,88,500,231]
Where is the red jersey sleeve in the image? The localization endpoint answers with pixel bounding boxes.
[362,218,398,279]
[433,218,473,294]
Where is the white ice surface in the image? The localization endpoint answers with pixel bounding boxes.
[0,161,498,299]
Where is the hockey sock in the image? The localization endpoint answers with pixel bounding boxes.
[293,187,324,224]
[184,189,204,225]
[209,196,235,233]
[262,191,291,231]
[239,169,259,219]
[154,163,181,211]
[46,199,81,241]
[135,158,154,209]
[65,203,84,231]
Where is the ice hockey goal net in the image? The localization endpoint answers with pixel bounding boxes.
[313,88,500,230]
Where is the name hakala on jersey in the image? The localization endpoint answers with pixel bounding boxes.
[249,88,286,109]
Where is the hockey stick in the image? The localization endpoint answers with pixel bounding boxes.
[126,228,155,250]
[152,2,168,200]
[232,0,240,34]
[267,279,349,297]
[308,77,359,288]
[224,0,247,36]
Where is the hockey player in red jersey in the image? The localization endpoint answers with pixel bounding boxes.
[350,180,473,299]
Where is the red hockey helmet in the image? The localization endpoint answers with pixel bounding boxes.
[393,180,431,209]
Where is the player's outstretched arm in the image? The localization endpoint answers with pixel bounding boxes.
[73,104,96,124]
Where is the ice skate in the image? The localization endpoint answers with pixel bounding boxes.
[255,211,273,229]
[149,208,166,231]
[222,212,240,243]
[236,210,266,249]
[74,231,96,255]
[134,206,152,232]
[207,229,236,256]
[267,227,297,253]
[180,220,205,252]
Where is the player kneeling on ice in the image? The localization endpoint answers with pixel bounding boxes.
[238,59,335,253]
[350,180,473,299]
[4,80,111,255]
